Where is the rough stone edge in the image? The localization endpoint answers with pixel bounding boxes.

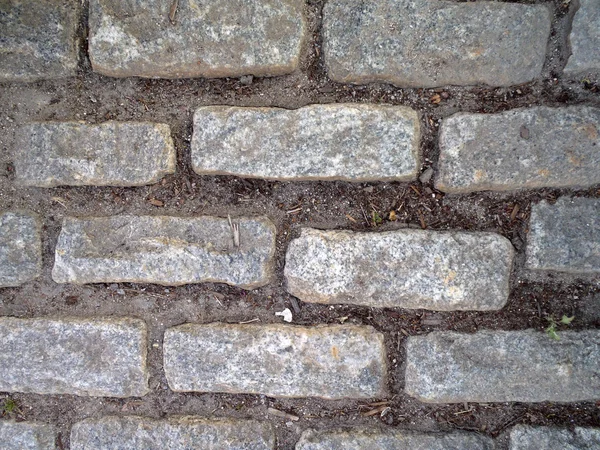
[0,209,42,288]
[14,121,176,188]
[0,420,57,450]
[162,323,388,400]
[191,104,421,182]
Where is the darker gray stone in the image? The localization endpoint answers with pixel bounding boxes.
[0,421,55,450]
[0,211,41,287]
[437,106,600,193]
[405,330,600,403]
[88,0,305,78]
[510,425,600,450]
[192,104,420,181]
[564,0,600,75]
[0,317,148,397]
[0,0,79,82]
[526,197,600,274]
[15,122,175,187]
[164,323,386,399]
[52,215,276,289]
[285,228,514,311]
[323,0,550,88]
[296,429,494,450]
[71,416,275,450]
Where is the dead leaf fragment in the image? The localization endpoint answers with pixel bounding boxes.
[267,408,299,421]
[430,93,441,104]
[148,198,164,207]
[389,210,397,221]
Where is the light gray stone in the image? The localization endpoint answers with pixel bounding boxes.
[323,0,550,88]
[564,0,600,75]
[510,425,600,450]
[0,0,79,82]
[296,429,494,450]
[163,323,386,399]
[14,122,175,187]
[0,211,41,287]
[526,197,600,274]
[0,317,148,397]
[88,0,305,78]
[192,104,420,181]
[71,416,275,450]
[52,215,276,288]
[0,421,55,450]
[437,106,600,193]
[405,330,600,403]
[284,228,514,311]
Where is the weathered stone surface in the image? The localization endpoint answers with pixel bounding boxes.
[192,104,420,181]
[526,197,600,274]
[52,215,276,288]
[0,211,41,287]
[164,323,386,399]
[564,0,600,75]
[71,416,275,450]
[323,0,550,88]
[510,425,600,450]
[0,0,79,82]
[437,106,600,193]
[0,421,55,450]
[285,228,514,311]
[0,317,148,397]
[14,122,175,187]
[296,429,494,450]
[88,0,305,78]
[405,330,600,403]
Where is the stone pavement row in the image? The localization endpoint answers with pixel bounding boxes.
[3,198,600,290]
[12,105,600,188]
[2,419,600,450]
[2,318,600,402]
[3,0,599,83]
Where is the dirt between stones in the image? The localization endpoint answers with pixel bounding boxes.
[0,0,599,449]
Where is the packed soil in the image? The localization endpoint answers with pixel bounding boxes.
[0,0,599,448]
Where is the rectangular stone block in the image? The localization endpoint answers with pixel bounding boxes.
[437,106,600,193]
[192,104,420,181]
[88,0,305,78]
[15,122,175,187]
[285,228,514,311]
[323,0,550,88]
[510,425,600,450]
[564,0,600,75]
[405,330,600,403]
[296,429,494,450]
[0,0,79,82]
[0,421,56,450]
[0,211,41,287]
[71,416,275,450]
[0,317,148,397]
[163,323,386,399]
[526,198,600,274]
[52,215,276,288]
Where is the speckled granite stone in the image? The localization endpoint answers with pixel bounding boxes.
[285,228,514,311]
[14,122,175,187]
[164,323,386,399]
[88,0,305,78]
[296,429,494,450]
[405,330,600,403]
[437,106,600,193]
[192,104,420,181]
[510,425,600,450]
[0,211,41,287]
[526,197,600,274]
[0,317,148,397]
[0,0,79,81]
[0,421,56,450]
[323,0,550,87]
[71,416,275,450]
[52,215,276,288]
[564,0,600,75]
